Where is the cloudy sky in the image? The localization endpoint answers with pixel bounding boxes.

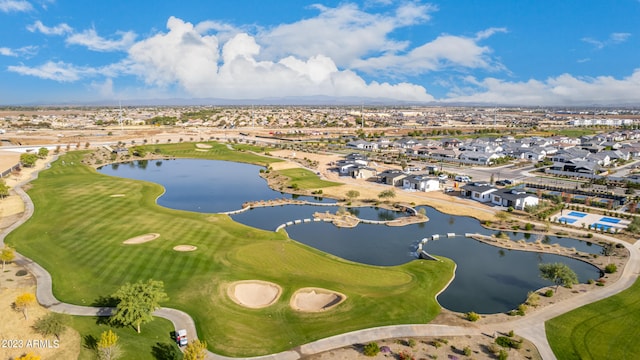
[1,0,639,105]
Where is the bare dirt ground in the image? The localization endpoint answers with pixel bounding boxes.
[303,334,542,360]
[0,263,81,360]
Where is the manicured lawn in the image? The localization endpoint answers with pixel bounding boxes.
[277,167,341,189]
[68,315,182,360]
[148,141,282,166]
[546,278,640,360]
[7,145,454,357]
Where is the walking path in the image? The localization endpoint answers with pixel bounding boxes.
[1,157,638,360]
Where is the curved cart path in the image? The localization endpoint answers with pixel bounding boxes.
[2,158,638,360]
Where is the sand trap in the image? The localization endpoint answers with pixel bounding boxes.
[290,287,346,312]
[227,280,282,309]
[173,245,197,252]
[195,143,212,149]
[110,194,125,197]
[123,233,160,244]
[195,149,208,152]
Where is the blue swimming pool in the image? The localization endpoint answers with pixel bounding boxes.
[558,217,577,224]
[592,223,612,231]
[600,217,621,224]
[568,211,587,218]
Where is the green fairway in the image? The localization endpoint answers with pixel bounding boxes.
[68,316,182,360]
[277,167,341,189]
[7,144,454,357]
[546,277,640,360]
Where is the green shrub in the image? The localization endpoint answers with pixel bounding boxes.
[544,289,554,297]
[465,311,480,322]
[524,223,534,231]
[498,349,509,360]
[605,263,617,273]
[408,339,416,348]
[463,346,472,356]
[508,330,515,337]
[363,342,380,356]
[496,336,522,349]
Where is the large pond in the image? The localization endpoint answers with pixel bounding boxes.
[98,159,335,213]
[98,159,603,314]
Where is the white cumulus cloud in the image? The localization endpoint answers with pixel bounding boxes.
[0,0,32,12]
[125,16,433,101]
[257,3,435,67]
[352,32,501,76]
[8,61,87,82]
[0,45,37,57]
[66,28,137,52]
[27,20,73,35]
[445,70,640,105]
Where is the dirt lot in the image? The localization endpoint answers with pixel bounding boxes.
[0,263,81,360]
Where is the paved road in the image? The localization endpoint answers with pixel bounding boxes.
[2,157,638,360]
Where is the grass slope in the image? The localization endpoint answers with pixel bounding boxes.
[277,167,341,189]
[546,278,640,359]
[69,316,182,360]
[7,144,454,357]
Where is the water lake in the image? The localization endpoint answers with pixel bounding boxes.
[98,159,603,314]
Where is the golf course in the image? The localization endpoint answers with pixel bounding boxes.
[6,143,455,357]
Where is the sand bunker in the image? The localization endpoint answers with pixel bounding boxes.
[173,245,197,252]
[195,149,208,152]
[227,280,282,309]
[110,194,125,197]
[195,143,212,149]
[123,233,160,244]
[290,287,346,312]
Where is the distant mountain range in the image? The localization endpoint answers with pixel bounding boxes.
[9,96,640,109]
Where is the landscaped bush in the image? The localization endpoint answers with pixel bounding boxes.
[397,351,415,360]
[465,311,480,322]
[498,349,509,360]
[463,346,472,356]
[605,264,617,273]
[544,289,554,297]
[363,342,380,356]
[524,223,534,231]
[495,336,522,349]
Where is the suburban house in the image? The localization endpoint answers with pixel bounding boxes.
[378,170,407,186]
[349,166,377,179]
[460,182,498,203]
[458,151,503,165]
[490,188,539,210]
[346,139,378,151]
[402,175,440,192]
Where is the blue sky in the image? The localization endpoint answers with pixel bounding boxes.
[1,0,639,106]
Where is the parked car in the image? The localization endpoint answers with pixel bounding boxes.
[455,175,471,182]
[176,329,188,347]
[438,174,448,181]
[495,179,513,186]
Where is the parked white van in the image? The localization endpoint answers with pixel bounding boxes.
[455,175,471,182]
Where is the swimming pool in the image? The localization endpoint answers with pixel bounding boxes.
[558,217,577,224]
[568,211,587,218]
[592,223,612,231]
[600,217,621,224]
